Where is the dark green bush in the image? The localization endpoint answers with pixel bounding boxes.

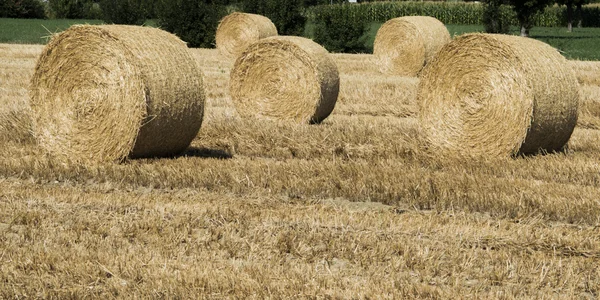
[313,7,368,53]
[0,0,46,19]
[100,0,146,25]
[157,0,227,48]
[242,0,306,36]
[483,0,511,33]
[48,0,86,18]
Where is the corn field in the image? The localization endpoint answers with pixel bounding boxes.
[309,2,600,27]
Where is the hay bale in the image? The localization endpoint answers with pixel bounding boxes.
[373,16,451,76]
[30,25,205,164]
[229,36,339,124]
[216,12,278,59]
[418,33,579,158]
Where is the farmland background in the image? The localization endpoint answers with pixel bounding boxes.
[2,0,600,298]
[2,18,600,60]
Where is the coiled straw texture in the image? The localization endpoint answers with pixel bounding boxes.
[418,33,579,158]
[30,25,205,164]
[216,12,278,59]
[230,36,339,124]
[374,16,451,76]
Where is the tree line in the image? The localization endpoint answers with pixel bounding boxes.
[0,0,353,21]
[484,0,594,36]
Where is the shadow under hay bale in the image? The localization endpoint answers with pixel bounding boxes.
[216,12,278,60]
[374,16,451,77]
[418,33,579,159]
[178,147,234,160]
[30,25,205,164]
[229,36,339,124]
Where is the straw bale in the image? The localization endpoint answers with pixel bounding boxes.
[373,16,451,76]
[418,33,579,158]
[30,25,205,164]
[216,12,278,59]
[229,36,339,124]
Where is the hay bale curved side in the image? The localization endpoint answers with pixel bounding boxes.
[229,36,339,124]
[373,16,451,76]
[30,25,205,164]
[216,12,278,59]
[418,33,579,158]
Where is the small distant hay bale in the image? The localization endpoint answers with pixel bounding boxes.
[30,25,205,164]
[373,16,451,76]
[418,33,579,158]
[229,36,339,124]
[216,12,278,59]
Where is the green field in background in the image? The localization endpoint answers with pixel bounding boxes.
[0,18,104,44]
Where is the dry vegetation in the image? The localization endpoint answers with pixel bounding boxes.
[1,43,600,298]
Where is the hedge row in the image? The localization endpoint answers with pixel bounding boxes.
[308,2,600,28]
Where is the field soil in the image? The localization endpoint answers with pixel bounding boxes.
[1,43,600,298]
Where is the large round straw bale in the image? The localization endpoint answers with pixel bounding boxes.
[229,36,339,124]
[418,33,579,158]
[373,16,451,76]
[216,12,278,59]
[30,25,205,164]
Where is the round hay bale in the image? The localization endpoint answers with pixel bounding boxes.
[216,12,278,59]
[229,36,339,124]
[30,25,205,164]
[373,16,451,76]
[418,33,579,158]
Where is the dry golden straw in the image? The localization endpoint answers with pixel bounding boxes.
[30,25,205,164]
[216,12,278,59]
[373,16,451,76]
[418,33,579,158]
[229,36,339,124]
[569,60,600,86]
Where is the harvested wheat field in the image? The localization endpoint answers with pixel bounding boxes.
[1,42,600,298]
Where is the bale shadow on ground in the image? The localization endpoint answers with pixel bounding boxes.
[178,147,233,159]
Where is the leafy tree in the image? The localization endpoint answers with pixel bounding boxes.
[303,0,346,5]
[100,0,146,25]
[508,0,554,36]
[575,0,590,28]
[157,0,227,48]
[48,0,86,18]
[140,0,159,19]
[559,0,576,31]
[483,0,510,34]
[242,0,306,36]
[313,8,368,53]
[556,0,592,31]
[0,0,46,18]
